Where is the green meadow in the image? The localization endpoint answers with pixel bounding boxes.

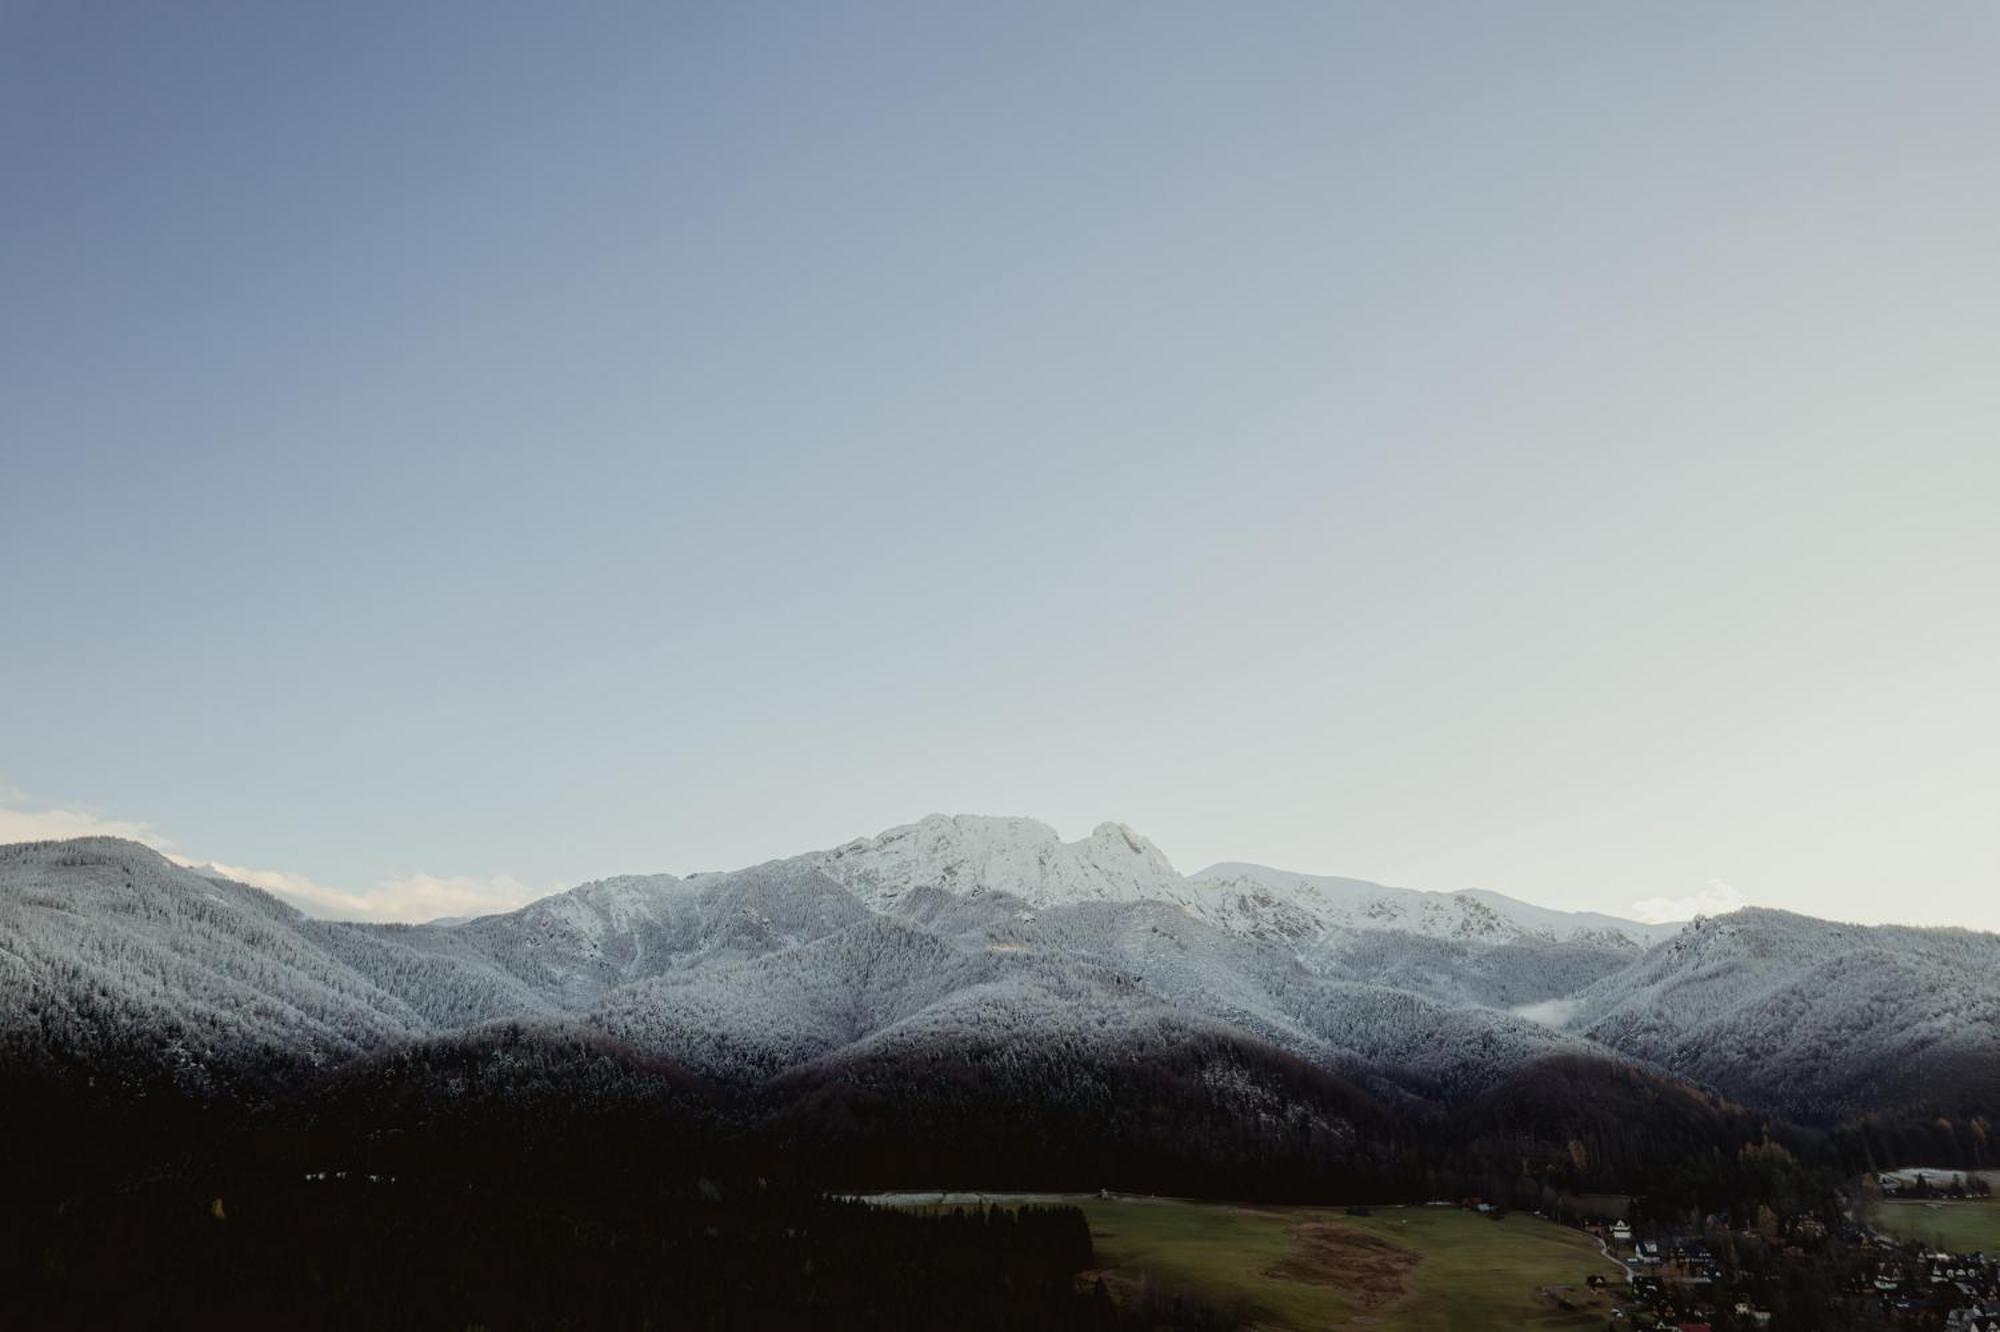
[1079,1197,1623,1331]
[1870,1198,2000,1253]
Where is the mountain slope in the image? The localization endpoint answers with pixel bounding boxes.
[5,818,1991,1136]
[584,885,1582,1100]
[0,823,1623,1110]
[1572,908,2000,1121]
[0,838,427,1088]
[335,859,868,1019]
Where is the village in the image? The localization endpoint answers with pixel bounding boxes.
[1558,1186,2000,1332]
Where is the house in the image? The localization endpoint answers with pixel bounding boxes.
[1612,1220,1633,1242]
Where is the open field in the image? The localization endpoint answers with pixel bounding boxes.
[867,1194,1623,1330]
[1870,1198,2000,1252]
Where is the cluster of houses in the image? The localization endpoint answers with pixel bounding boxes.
[1848,1224,2000,1328]
[1946,1303,2000,1332]
[1597,1219,1764,1329]
[1585,1211,2000,1329]
[1610,1220,1727,1283]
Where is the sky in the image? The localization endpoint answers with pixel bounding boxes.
[3,3,1996,928]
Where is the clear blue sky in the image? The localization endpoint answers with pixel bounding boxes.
[4,3,1996,926]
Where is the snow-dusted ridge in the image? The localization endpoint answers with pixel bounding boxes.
[1566,907,2000,1117]
[798,813,1670,949]
[808,815,1188,914]
[8,820,1992,1123]
[1188,862,1680,949]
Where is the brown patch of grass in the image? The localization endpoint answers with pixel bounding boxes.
[1264,1222,1420,1307]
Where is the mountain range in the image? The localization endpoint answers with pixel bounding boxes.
[5,813,1994,1134]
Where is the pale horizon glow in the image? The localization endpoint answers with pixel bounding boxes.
[3,5,1997,931]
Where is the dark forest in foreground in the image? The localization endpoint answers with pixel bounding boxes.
[6,1019,1993,1330]
[6,833,1994,1200]
[5,837,1996,1326]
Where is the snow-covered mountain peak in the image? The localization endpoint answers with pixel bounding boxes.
[1077,820,1180,886]
[797,815,1673,949]
[1089,821,1155,853]
[808,814,1188,913]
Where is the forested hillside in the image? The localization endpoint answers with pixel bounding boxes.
[3,820,1996,1208]
[1573,909,2000,1122]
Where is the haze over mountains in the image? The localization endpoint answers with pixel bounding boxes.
[5,814,1994,1129]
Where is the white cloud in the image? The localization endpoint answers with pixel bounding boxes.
[374,871,539,922]
[0,796,176,851]
[1630,876,1746,924]
[0,782,540,924]
[189,861,538,922]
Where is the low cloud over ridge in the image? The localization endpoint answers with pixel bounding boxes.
[1630,877,1746,924]
[0,785,537,923]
